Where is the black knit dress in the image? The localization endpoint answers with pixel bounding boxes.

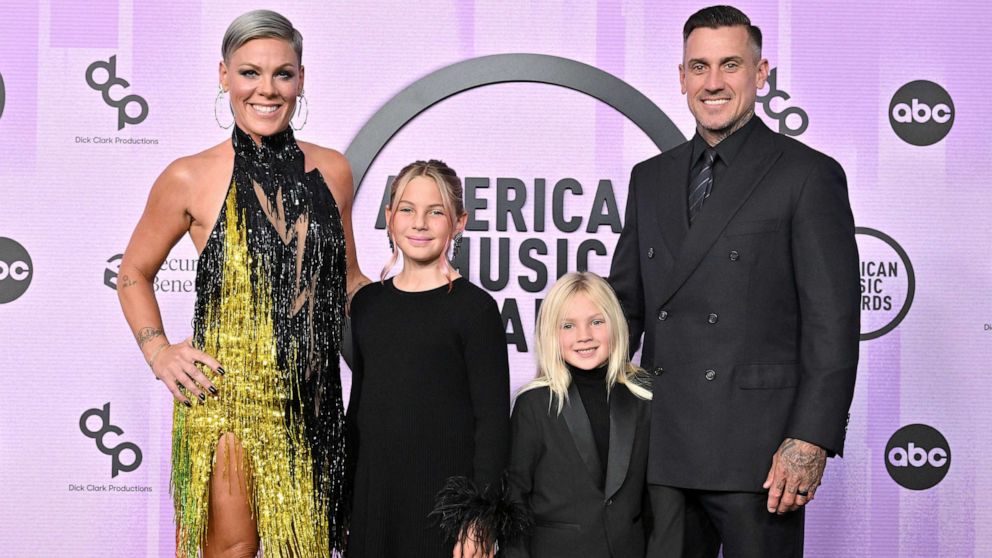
[347,277,510,557]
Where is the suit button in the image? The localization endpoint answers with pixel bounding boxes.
[647,247,655,258]
[606,498,614,506]
[707,313,718,324]
[729,250,740,261]
[704,369,716,381]
[651,367,664,376]
[658,310,669,321]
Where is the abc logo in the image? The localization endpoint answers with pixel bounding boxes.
[0,237,33,304]
[885,423,950,490]
[889,80,954,146]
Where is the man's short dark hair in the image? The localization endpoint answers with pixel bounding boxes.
[683,5,762,57]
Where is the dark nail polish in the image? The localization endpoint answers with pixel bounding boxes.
[217,367,226,376]
[198,393,206,402]
[208,386,218,395]
[184,400,193,408]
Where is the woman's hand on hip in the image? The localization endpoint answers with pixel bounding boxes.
[148,337,224,406]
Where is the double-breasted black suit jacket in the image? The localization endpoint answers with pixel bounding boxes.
[504,383,650,558]
[609,119,860,492]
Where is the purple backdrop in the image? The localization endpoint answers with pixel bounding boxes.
[1,1,989,556]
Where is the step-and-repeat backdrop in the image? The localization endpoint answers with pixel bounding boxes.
[1,1,989,556]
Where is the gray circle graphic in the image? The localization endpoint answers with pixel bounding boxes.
[856,227,914,341]
[888,80,954,146]
[0,237,33,304]
[0,71,5,120]
[885,424,950,490]
[344,53,686,193]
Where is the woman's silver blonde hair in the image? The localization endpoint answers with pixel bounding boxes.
[222,10,303,63]
[519,271,651,414]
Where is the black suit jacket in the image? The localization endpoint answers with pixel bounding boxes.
[505,383,650,558]
[609,119,860,492]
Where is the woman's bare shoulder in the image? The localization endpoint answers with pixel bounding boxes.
[157,140,234,190]
[298,141,352,189]
[297,141,347,166]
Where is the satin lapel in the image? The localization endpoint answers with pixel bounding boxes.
[657,121,782,306]
[562,382,603,487]
[656,143,693,258]
[605,386,637,500]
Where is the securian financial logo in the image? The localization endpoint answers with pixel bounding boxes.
[104,253,197,293]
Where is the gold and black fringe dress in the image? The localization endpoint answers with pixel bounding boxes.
[172,125,348,557]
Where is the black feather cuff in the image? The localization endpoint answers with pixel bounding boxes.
[431,474,533,554]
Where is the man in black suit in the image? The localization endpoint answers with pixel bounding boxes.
[608,5,860,557]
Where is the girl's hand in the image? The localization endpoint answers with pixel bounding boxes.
[148,337,224,406]
[453,524,494,558]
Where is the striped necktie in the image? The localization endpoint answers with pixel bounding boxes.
[688,147,717,223]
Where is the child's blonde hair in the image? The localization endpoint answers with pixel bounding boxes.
[519,271,651,414]
[381,160,465,289]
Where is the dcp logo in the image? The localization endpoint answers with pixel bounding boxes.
[885,423,950,490]
[756,68,808,137]
[0,237,33,304]
[79,402,143,478]
[889,80,954,146]
[86,55,149,130]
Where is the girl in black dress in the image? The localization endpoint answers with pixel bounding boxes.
[347,160,510,558]
[504,272,653,557]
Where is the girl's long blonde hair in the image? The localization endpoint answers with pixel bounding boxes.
[519,271,651,414]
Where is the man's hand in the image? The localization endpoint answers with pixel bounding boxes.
[762,438,827,514]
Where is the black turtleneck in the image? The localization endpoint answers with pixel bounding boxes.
[569,362,610,489]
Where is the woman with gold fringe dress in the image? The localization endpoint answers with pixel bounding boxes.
[117,10,369,557]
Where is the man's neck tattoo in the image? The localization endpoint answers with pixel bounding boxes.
[705,110,754,146]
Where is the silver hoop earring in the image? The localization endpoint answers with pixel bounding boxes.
[451,233,463,258]
[214,86,234,129]
[291,91,309,130]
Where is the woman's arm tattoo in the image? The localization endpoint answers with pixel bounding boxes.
[136,327,165,347]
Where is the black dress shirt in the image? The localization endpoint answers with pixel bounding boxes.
[688,114,760,200]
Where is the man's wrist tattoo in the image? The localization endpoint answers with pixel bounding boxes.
[136,327,164,347]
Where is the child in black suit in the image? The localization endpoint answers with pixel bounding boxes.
[504,272,652,557]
